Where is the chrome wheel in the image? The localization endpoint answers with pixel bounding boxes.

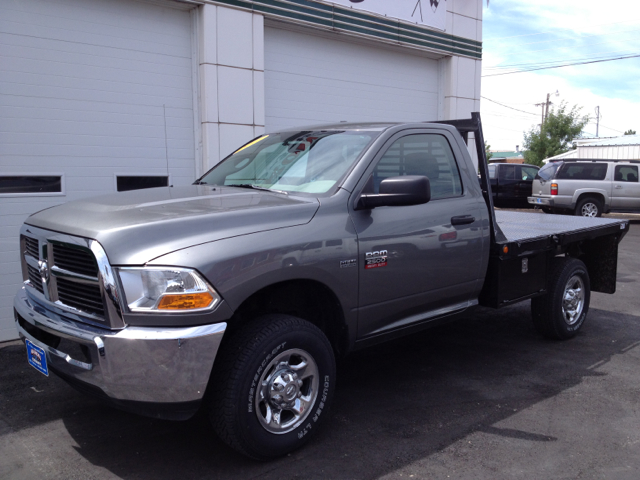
[562,275,585,325]
[580,202,598,217]
[256,348,319,434]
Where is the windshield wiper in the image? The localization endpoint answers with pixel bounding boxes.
[226,184,288,195]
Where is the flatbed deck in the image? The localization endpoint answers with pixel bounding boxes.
[495,210,628,244]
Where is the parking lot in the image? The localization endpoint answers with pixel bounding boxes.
[1,216,638,480]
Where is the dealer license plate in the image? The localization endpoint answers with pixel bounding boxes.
[26,339,49,376]
[536,198,543,204]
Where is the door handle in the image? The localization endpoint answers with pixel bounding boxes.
[451,215,475,225]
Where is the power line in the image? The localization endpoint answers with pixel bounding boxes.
[481,96,539,116]
[482,53,640,77]
[484,48,640,70]
[484,45,640,67]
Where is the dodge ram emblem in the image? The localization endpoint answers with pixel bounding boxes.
[365,250,388,269]
[38,260,49,282]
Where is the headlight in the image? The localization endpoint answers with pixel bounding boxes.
[116,267,221,312]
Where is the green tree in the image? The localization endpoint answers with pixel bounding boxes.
[522,102,589,167]
[624,129,636,135]
[484,140,493,161]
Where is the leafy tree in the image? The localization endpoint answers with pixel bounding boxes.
[522,102,589,167]
[484,140,493,161]
[624,129,636,135]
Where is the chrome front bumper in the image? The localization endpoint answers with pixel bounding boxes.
[14,287,226,412]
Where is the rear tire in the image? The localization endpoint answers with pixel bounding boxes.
[208,315,336,460]
[575,197,603,217]
[531,257,590,340]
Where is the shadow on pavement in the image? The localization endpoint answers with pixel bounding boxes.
[3,301,639,479]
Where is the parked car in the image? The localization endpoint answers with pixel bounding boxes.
[528,159,640,216]
[488,162,539,208]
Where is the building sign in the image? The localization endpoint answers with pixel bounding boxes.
[326,0,447,31]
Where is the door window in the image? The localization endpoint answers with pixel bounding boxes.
[614,165,639,182]
[498,164,516,180]
[521,166,538,181]
[370,134,462,200]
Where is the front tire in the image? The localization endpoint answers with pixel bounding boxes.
[575,197,603,217]
[531,257,591,340]
[209,315,336,460]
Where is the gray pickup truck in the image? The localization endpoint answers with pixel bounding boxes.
[14,114,629,460]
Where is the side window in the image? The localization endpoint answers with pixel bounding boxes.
[557,163,608,180]
[522,166,538,181]
[498,164,516,180]
[488,165,496,179]
[614,165,639,182]
[370,134,463,200]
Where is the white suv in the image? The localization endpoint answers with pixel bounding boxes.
[528,160,640,216]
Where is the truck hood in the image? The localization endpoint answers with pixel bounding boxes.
[26,186,319,265]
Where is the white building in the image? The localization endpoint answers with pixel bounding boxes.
[0,0,483,341]
[544,135,640,163]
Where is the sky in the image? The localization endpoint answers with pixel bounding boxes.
[480,0,640,151]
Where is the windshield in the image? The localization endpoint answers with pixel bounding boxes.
[197,130,378,195]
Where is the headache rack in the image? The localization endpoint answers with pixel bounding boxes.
[436,113,631,308]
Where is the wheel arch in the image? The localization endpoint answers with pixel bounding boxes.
[226,279,351,357]
[573,190,607,209]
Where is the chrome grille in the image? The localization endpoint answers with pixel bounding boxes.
[52,243,98,277]
[19,226,124,329]
[24,236,39,258]
[27,264,44,294]
[56,277,105,316]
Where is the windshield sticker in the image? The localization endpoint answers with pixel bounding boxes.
[234,135,269,155]
[365,250,388,269]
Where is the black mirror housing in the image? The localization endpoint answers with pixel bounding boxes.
[355,175,431,210]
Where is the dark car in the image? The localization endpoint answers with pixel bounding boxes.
[488,162,539,208]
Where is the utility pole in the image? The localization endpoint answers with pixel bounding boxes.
[595,106,601,137]
[535,90,559,129]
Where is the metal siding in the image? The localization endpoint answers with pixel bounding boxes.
[0,0,195,341]
[264,27,440,131]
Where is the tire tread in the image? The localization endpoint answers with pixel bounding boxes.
[208,315,332,459]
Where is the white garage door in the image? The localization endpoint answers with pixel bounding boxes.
[0,0,196,341]
[264,27,440,131]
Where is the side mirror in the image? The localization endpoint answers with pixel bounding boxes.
[355,175,431,210]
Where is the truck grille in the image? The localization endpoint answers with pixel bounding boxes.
[52,243,99,277]
[24,236,39,258]
[27,264,44,294]
[56,277,105,316]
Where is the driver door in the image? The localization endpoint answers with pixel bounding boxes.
[350,130,487,339]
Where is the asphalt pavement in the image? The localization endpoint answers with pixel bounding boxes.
[1,218,639,480]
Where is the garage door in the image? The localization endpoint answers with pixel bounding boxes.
[0,0,196,341]
[264,26,440,131]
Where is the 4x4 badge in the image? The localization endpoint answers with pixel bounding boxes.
[365,250,387,269]
[340,259,357,269]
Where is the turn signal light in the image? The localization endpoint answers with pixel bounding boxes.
[157,292,214,310]
[551,183,558,195]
